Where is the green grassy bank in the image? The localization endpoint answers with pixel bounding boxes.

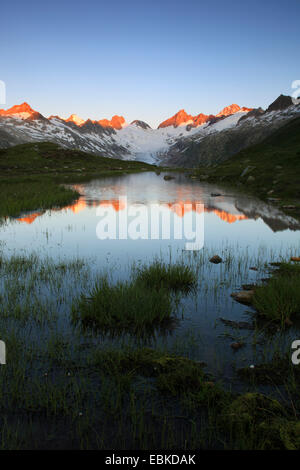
[192,116,300,219]
[0,142,155,219]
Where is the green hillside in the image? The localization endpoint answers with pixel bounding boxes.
[196,116,300,217]
[0,142,155,219]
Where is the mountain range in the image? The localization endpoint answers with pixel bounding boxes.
[0,95,299,167]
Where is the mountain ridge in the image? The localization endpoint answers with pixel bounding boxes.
[0,95,299,166]
[0,101,252,130]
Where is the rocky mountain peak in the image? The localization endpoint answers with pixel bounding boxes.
[266,94,294,113]
[130,120,151,130]
[66,114,85,126]
[98,115,125,130]
[0,102,37,116]
[158,109,194,129]
[216,104,241,117]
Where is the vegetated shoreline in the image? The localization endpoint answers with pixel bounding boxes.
[0,141,157,220]
[187,116,300,222]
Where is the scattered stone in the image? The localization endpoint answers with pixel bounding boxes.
[220,318,254,330]
[231,290,254,305]
[163,175,175,181]
[275,165,283,169]
[209,255,223,264]
[282,205,296,210]
[231,342,244,351]
[250,365,255,369]
[291,257,300,262]
[267,189,274,195]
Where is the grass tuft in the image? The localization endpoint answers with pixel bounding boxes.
[72,277,173,334]
[252,262,300,324]
[134,260,197,293]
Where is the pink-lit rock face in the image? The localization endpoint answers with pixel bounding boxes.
[98,115,125,130]
[66,114,85,126]
[0,102,252,130]
[0,102,38,118]
[158,104,252,129]
[158,109,194,129]
[216,104,253,117]
[216,104,242,117]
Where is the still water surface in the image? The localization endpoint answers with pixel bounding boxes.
[1,171,300,386]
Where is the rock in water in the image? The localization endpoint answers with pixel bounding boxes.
[209,255,223,264]
[231,342,244,350]
[231,290,254,305]
[163,175,175,181]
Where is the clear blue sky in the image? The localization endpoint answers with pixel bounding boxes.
[1,0,299,127]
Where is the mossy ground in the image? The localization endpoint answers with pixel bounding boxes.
[221,393,300,450]
[237,352,300,386]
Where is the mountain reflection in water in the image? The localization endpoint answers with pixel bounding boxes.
[16,172,299,233]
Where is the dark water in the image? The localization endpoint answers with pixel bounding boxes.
[1,171,300,386]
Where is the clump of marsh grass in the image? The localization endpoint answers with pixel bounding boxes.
[72,277,173,334]
[134,260,197,293]
[252,262,300,325]
[275,262,300,277]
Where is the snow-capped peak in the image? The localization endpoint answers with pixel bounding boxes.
[157,104,253,129]
[66,114,86,126]
[0,102,38,120]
